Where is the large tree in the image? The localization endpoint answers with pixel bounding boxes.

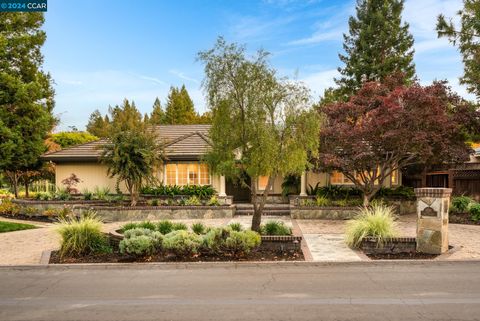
[148,97,166,125]
[316,78,479,206]
[164,85,199,124]
[437,0,480,100]
[86,110,110,138]
[198,38,320,231]
[51,131,98,148]
[335,0,415,98]
[0,13,56,197]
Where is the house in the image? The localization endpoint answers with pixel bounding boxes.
[403,144,480,201]
[42,124,402,202]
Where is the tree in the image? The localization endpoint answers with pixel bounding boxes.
[51,131,98,148]
[164,85,199,124]
[109,99,143,132]
[148,97,166,125]
[101,127,163,206]
[0,13,56,197]
[316,78,479,206]
[198,38,320,231]
[437,0,480,100]
[335,0,415,98]
[86,110,110,138]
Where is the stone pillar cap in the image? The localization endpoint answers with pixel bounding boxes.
[414,188,452,198]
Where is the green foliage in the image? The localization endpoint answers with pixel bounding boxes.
[0,13,56,197]
[141,184,215,198]
[162,230,202,255]
[120,222,139,232]
[0,221,36,233]
[201,227,227,252]
[336,0,415,96]
[224,230,261,255]
[56,214,111,257]
[137,221,156,231]
[82,189,93,200]
[207,195,220,206]
[119,228,163,257]
[86,110,111,138]
[345,204,397,248]
[307,183,321,196]
[228,222,243,232]
[198,37,320,231]
[164,85,200,125]
[93,186,110,200]
[50,132,98,148]
[281,175,300,197]
[147,199,159,206]
[156,220,174,234]
[148,97,166,125]
[315,196,330,207]
[191,222,206,235]
[374,186,415,200]
[437,0,480,99]
[35,191,53,201]
[469,203,480,221]
[451,196,474,213]
[55,188,71,201]
[185,195,202,206]
[317,185,362,199]
[101,118,164,206]
[0,199,20,215]
[172,222,188,231]
[261,221,292,236]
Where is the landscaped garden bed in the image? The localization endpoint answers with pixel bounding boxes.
[448,196,480,225]
[0,221,37,233]
[49,215,304,264]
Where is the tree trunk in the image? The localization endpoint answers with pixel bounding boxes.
[6,171,19,198]
[362,193,369,207]
[251,176,275,232]
[24,181,29,198]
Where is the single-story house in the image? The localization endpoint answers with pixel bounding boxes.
[42,124,401,202]
[403,145,480,201]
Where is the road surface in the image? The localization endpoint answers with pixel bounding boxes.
[1,261,480,321]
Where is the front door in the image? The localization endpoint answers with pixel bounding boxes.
[226,175,251,203]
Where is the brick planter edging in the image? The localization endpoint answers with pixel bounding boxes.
[74,205,231,211]
[361,237,417,254]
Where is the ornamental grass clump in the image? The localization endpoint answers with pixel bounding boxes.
[191,222,206,235]
[56,214,110,257]
[345,203,397,249]
[261,220,292,236]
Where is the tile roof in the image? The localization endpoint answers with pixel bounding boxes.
[42,124,212,162]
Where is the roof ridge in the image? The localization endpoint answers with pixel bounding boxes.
[162,132,197,147]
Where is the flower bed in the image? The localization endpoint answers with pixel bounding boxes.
[50,218,304,264]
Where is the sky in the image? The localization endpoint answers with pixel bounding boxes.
[42,0,471,131]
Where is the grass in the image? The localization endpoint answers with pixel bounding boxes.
[0,221,36,233]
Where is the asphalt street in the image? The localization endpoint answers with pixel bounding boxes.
[1,261,480,321]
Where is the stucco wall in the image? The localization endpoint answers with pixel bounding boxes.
[55,162,128,193]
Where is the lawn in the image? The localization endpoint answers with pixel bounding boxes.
[0,221,37,233]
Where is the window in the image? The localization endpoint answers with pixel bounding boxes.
[164,162,210,186]
[391,170,398,185]
[330,171,352,184]
[258,176,269,190]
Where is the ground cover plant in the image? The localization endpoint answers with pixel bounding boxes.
[345,203,397,248]
[0,221,36,233]
[449,196,480,225]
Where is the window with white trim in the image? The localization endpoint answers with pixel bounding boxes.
[164,162,210,186]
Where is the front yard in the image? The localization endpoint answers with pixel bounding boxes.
[0,221,36,233]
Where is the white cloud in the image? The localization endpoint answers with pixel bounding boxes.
[301,69,338,97]
[169,69,199,84]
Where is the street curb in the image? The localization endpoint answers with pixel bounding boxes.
[2,259,480,270]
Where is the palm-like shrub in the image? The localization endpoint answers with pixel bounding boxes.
[56,214,110,257]
[228,222,243,232]
[345,203,397,248]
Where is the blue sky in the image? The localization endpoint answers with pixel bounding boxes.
[43,0,471,131]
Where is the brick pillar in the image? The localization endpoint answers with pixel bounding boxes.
[414,188,452,254]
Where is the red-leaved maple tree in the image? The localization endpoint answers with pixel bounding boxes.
[317,80,479,205]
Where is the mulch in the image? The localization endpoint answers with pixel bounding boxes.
[49,248,305,264]
[449,213,480,226]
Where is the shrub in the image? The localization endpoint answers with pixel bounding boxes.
[451,196,473,213]
[470,203,480,222]
[82,189,93,200]
[140,184,216,198]
[121,222,139,232]
[201,227,227,252]
[123,227,154,238]
[56,214,110,257]
[332,199,348,207]
[317,185,362,199]
[22,207,38,217]
[0,189,14,200]
[228,222,243,232]
[137,221,156,231]
[224,230,261,255]
[207,195,220,206]
[119,235,158,256]
[93,186,111,200]
[172,222,188,231]
[185,195,202,206]
[147,199,159,206]
[300,198,316,207]
[162,230,202,255]
[261,220,292,236]
[0,199,20,215]
[55,188,71,201]
[345,204,397,248]
[315,196,330,207]
[156,220,174,234]
[191,222,206,235]
[35,192,53,201]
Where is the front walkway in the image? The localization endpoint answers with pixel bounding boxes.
[1,214,480,265]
